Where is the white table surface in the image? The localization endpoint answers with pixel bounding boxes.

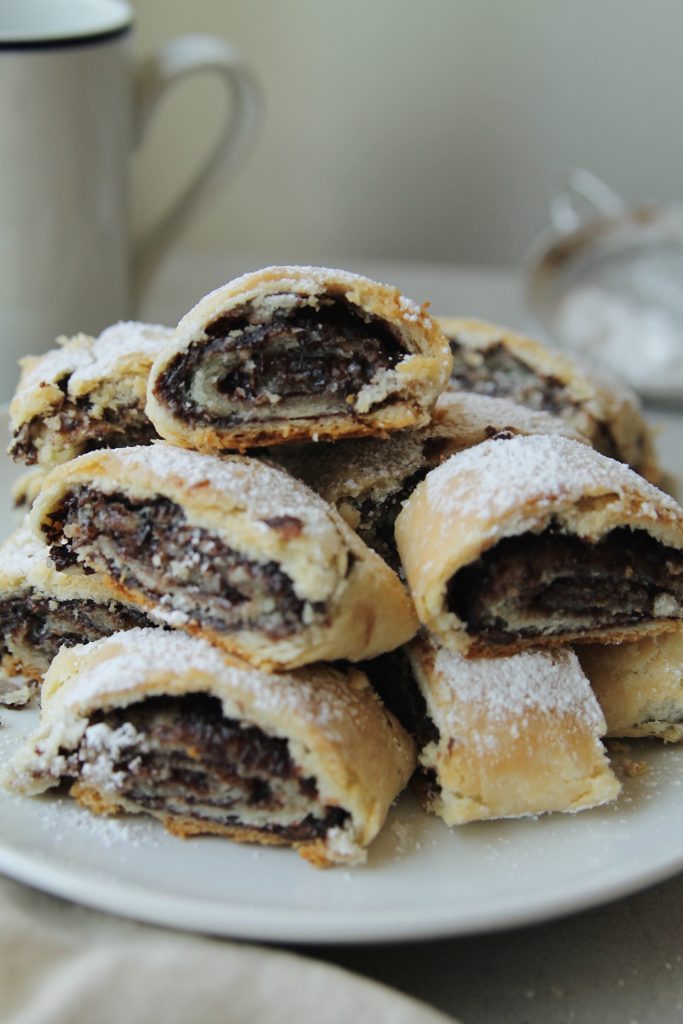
[141,248,683,1024]
[4,249,682,1024]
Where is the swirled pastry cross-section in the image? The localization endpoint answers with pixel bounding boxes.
[439,317,660,482]
[2,629,416,867]
[0,522,158,707]
[30,445,418,669]
[396,434,683,655]
[146,266,453,450]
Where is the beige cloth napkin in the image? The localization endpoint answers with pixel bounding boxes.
[0,876,455,1024]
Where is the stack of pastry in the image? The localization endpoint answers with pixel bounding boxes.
[1,266,454,867]
[2,265,683,866]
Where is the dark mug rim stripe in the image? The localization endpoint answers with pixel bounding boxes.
[0,24,131,51]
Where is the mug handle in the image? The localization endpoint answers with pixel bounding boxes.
[131,34,262,310]
[550,168,625,235]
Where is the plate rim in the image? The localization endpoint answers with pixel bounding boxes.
[0,823,681,944]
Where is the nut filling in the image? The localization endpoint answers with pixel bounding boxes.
[0,593,153,680]
[448,526,683,643]
[449,341,575,416]
[154,296,404,425]
[10,390,158,466]
[448,340,628,462]
[43,488,325,638]
[66,694,349,839]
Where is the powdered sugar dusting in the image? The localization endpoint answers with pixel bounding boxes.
[15,336,93,396]
[435,391,586,444]
[79,721,143,790]
[60,629,229,707]
[222,265,374,294]
[54,629,373,738]
[425,434,680,524]
[190,265,433,331]
[398,293,430,326]
[14,322,172,397]
[71,322,172,386]
[103,444,340,536]
[428,643,606,739]
[325,822,367,865]
[0,521,50,583]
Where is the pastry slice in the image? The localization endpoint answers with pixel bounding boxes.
[146,266,453,450]
[371,635,619,824]
[578,627,683,742]
[395,434,683,656]
[30,444,418,669]
[0,523,157,705]
[2,629,416,867]
[271,391,584,568]
[440,317,660,481]
[9,321,172,468]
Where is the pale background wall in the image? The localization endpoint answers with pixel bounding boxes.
[130,0,683,268]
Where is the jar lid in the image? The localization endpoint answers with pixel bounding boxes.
[527,170,683,404]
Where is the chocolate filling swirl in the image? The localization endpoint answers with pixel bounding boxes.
[154,296,404,426]
[43,488,325,638]
[448,526,683,644]
[10,390,158,466]
[449,340,573,417]
[68,693,348,840]
[0,593,154,681]
[447,339,629,463]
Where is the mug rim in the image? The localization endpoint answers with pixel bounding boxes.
[0,0,131,48]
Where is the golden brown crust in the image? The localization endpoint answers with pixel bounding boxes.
[407,635,619,824]
[439,316,661,482]
[72,785,332,865]
[432,390,588,446]
[70,782,123,816]
[578,627,683,741]
[395,434,683,656]
[146,266,453,451]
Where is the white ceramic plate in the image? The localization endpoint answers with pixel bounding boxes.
[1,412,683,944]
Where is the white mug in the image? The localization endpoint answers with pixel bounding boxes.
[0,0,261,399]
